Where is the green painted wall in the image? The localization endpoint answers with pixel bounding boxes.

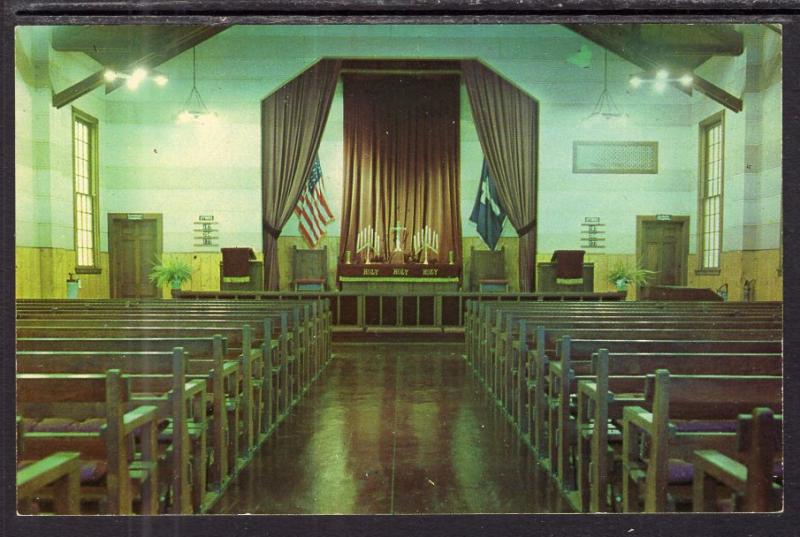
[15,24,782,271]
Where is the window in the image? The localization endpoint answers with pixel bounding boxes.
[698,111,724,271]
[72,109,100,272]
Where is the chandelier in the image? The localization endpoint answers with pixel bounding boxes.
[584,50,627,124]
[177,47,216,124]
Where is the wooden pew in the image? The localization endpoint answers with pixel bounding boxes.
[16,298,334,450]
[16,336,237,496]
[16,417,82,515]
[574,348,782,512]
[16,321,273,450]
[17,370,160,514]
[17,348,208,514]
[17,301,329,427]
[469,300,780,396]
[463,300,784,512]
[546,334,781,488]
[621,370,781,512]
[693,408,783,512]
[519,332,780,470]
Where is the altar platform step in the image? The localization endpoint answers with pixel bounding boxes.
[332,325,464,343]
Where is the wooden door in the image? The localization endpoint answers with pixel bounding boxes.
[637,216,689,288]
[109,214,162,298]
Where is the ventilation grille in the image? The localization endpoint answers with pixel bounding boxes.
[573,141,659,174]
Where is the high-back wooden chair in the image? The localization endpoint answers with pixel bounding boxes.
[292,245,328,291]
[470,246,508,292]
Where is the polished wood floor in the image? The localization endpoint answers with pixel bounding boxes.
[211,342,572,514]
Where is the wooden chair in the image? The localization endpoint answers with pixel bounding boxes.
[292,246,328,291]
[470,246,508,292]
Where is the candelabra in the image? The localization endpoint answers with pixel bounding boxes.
[356,225,380,264]
[412,226,439,265]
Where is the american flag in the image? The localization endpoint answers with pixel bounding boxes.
[294,155,335,248]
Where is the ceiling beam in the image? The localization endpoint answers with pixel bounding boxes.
[564,24,743,113]
[698,25,744,56]
[52,26,228,109]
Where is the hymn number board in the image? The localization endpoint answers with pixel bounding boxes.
[194,215,219,248]
[581,216,606,249]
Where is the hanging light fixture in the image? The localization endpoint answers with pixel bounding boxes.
[177,47,216,124]
[583,49,627,124]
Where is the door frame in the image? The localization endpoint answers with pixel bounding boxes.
[635,215,690,287]
[108,213,163,299]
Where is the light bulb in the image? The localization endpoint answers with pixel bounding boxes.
[656,69,669,80]
[104,70,117,82]
[680,74,693,87]
[132,68,147,80]
[126,77,141,90]
[154,75,168,87]
[629,75,642,88]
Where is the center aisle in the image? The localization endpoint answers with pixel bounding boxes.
[211,342,572,514]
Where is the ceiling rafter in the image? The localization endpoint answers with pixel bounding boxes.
[52,26,229,109]
[564,23,744,113]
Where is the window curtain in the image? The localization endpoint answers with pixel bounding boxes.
[261,59,341,290]
[339,74,461,266]
[461,60,539,292]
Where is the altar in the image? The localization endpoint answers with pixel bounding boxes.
[338,262,461,293]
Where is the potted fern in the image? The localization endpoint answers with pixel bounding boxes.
[607,261,655,292]
[148,256,192,291]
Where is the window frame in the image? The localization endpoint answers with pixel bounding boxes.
[71,108,101,274]
[696,110,725,275]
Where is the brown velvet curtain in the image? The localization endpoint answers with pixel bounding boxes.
[261,59,341,290]
[339,74,461,265]
[461,60,538,291]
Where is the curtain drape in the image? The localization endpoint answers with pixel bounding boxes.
[261,59,341,290]
[339,74,461,265]
[461,60,539,291]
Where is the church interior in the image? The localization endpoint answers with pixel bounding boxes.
[14,23,783,516]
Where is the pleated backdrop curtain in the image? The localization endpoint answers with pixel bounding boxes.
[461,60,539,291]
[339,74,461,265]
[261,59,341,290]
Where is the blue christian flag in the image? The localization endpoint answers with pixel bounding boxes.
[469,159,507,251]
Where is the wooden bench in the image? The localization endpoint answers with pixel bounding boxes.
[17,370,161,514]
[17,300,331,417]
[462,301,783,512]
[621,370,781,512]
[467,300,780,380]
[16,336,237,499]
[574,348,782,512]
[17,348,208,513]
[16,417,82,515]
[15,298,334,513]
[16,321,275,447]
[692,408,783,512]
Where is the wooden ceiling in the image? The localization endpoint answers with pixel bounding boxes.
[50,24,748,112]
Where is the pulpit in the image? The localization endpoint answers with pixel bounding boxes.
[537,250,594,292]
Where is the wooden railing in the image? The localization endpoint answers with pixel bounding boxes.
[172,290,627,329]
